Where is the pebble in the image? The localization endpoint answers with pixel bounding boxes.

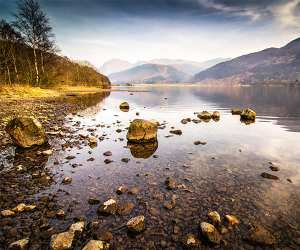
[98,199,117,215]
[126,215,145,233]
[261,172,279,180]
[82,240,110,250]
[165,177,176,190]
[8,238,29,250]
[208,211,221,225]
[225,215,239,225]
[200,222,221,244]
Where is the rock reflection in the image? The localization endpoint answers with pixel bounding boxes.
[127,141,158,159]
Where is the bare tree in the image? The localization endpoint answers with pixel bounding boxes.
[0,19,22,84]
[14,0,54,86]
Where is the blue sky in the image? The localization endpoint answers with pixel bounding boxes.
[1,0,299,67]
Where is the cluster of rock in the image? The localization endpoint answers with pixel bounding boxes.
[197,111,220,122]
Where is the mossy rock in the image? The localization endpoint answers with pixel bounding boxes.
[127,119,157,143]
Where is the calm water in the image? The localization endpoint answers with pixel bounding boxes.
[44,85,300,249]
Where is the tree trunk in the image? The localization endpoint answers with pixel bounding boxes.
[12,53,19,83]
[33,47,39,86]
[40,51,45,74]
[6,65,11,85]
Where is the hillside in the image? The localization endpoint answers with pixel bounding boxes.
[192,37,300,84]
[0,40,111,88]
[109,63,188,84]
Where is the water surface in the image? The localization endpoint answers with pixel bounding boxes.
[44,85,300,249]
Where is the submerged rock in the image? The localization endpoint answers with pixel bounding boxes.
[117,202,135,215]
[127,215,145,233]
[12,203,36,213]
[6,116,47,148]
[127,119,157,143]
[82,240,110,250]
[261,172,279,180]
[246,225,276,246]
[231,108,242,115]
[194,141,207,145]
[8,238,29,250]
[62,177,72,184]
[240,108,256,121]
[200,222,221,244]
[98,199,117,215]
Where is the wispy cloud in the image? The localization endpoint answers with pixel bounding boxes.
[270,0,300,29]
[197,0,265,21]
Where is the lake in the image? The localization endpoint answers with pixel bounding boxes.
[31,85,300,248]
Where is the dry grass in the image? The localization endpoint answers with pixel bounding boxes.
[0,84,107,100]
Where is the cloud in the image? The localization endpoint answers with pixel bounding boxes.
[270,0,300,29]
[197,0,266,21]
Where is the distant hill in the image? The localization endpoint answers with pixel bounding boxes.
[192,37,300,84]
[101,58,229,77]
[109,63,189,84]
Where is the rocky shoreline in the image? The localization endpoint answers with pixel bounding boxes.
[0,92,111,249]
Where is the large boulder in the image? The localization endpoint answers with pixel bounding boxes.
[127,119,158,143]
[5,117,47,148]
[240,108,256,121]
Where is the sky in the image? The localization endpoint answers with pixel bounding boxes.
[0,0,300,67]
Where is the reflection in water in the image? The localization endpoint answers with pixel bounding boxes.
[127,141,158,158]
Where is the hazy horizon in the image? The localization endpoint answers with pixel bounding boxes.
[1,0,299,67]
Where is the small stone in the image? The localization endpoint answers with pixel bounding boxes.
[98,199,117,215]
[225,215,239,225]
[194,141,207,145]
[212,111,220,120]
[88,198,100,205]
[128,187,139,195]
[42,149,53,156]
[231,108,242,115]
[103,151,112,156]
[200,222,221,244]
[104,159,113,164]
[50,231,74,250]
[62,177,72,184]
[56,209,65,218]
[183,234,200,248]
[170,130,182,135]
[120,102,129,111]
[240,108,256,121]
[65,155,76,160]
[269,165,279,171]
[246,225,276,245]
[261,172,279,180]
[198,111,212,120]
[165,177,176,190]
[126,215,145,233]
[208,211,221,225]
[8,238,29,250]
[121,158,130,163]
[82,240,110,250]
[163,195,177,210]
[69,221,85,233]
[12,203,36,213]
[116,185,128,195]
[117,202,135,215]
[1,209,15,217]
[88,136,98,145]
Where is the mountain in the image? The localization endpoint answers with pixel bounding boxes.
[109,64,188,84]
[101,58,229,76]
[101,59,133,75]
[192,37,300,84]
